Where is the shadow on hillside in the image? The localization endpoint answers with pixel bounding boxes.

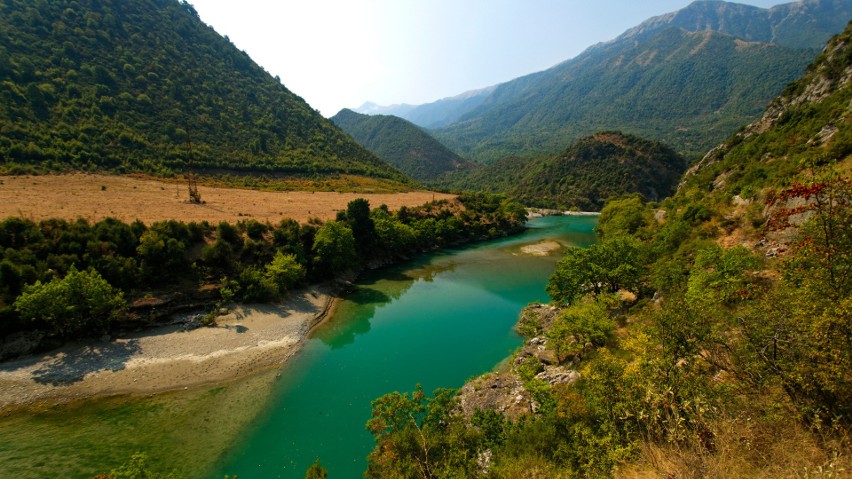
[28,339,141,386]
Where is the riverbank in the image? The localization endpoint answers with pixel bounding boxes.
[0,286,336,412]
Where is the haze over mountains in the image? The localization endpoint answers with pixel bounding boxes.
[357,0,852,163]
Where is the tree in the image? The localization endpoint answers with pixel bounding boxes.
[740,174,852,422]
[342,198,377,256]
[365,385,479,479]
[595,194,650,239]
[304,459,328,479]
[547,295,616,362]
[264,250,305,296]
[374,218,417,257]
[311,221,357,277]
[14,266,126,337]
[547,237,647,304]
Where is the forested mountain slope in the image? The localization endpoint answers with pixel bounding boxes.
[432,0,851,163]
[330,109,477,182]
[437,132,686,211]
[0,0,407,183]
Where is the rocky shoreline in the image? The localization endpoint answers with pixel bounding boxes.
[456,303,588,420]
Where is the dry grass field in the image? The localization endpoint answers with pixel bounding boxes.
[0,174,455,225]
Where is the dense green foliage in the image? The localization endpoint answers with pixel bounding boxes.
[439,132,685,211]
[435,27,816,163]
[364,21,852,479]
[0,0,406,182]
[546,236,646,304]
[0,194,526,342]
[14,265,126,337]
[365,385,481,479]
[331,109,477,181]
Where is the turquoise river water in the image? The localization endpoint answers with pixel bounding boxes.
[213,215,596,478]
[0,216,595,479]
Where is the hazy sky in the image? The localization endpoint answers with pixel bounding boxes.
[189,0,786,116]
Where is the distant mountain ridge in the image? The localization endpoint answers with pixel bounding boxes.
[436,26,817,163]
[363,0,851,164]
[331,109,477,181]
[0,0,407,184]
[353,86,497,129]
[613,0,851,49]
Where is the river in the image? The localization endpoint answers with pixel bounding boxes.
[0,216,596,479]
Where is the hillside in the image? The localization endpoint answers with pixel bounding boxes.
[330,109,477,182]
[0,0,407,184]
[439,132,685,211]
[676,21,852,215]
[364,20,852,479]
[431,0,850,163]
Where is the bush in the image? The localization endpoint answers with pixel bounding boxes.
[14,266,126,337]
[264,251,305,296]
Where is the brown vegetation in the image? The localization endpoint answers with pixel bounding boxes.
[0,174,454,224]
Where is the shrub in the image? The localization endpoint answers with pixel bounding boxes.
[14,266,126,337]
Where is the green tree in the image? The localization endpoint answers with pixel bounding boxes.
[595,194,651,239]
[342,198,377,256]
[374,217,417,257]
[311,221,357,276]
[264,250,305,296]
[365,385,480,479]
[547,295,616,362]
[547,236,647,304]
[14,266,126,337]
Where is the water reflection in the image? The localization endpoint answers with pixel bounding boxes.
[314,259,460,349]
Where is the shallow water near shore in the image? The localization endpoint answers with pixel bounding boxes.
[0,216,595,478]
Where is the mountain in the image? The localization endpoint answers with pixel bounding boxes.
[431,0,852,164]
[355,86,497,129]
[331,109,477,182]
[363,21,852,479]
[676,18,852,214]
[0,0,408,184]
[618,0,850,48]
[439,132,686,211]
[355,101,416,118]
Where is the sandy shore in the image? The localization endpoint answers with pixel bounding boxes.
[0,287,335,411]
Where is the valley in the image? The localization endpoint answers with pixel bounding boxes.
[0,0,850,477]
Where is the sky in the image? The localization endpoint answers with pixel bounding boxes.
[189,0,786,117]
